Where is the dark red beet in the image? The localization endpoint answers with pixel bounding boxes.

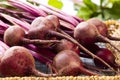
[4,26,60,46]
[28,15,68,41]
[27,16,57,40]
[87,18,107,37]
[30,16,45,29]
[52,50,99,76]
[74,22,120,53]
[0,46,56,77]
[4,26,25,46]
[87,18,120,41]
[46,15,60,29]
[94,48,116,69]
[74,22,97,45]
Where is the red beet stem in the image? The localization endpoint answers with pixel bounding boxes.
[8,0,47,17]
[32,69,57,77]
[30,50,52,64]
[33,0,82,23]
[0,20,9,29]
[0,13,30,31]
[0,40,9,50]
[108,35,120,41]
[21,38,61,44]
[97,34,120,53]
[78,65,99,76]
[40,7,77,26]
[59,20,74,30]
[25,44,56,60]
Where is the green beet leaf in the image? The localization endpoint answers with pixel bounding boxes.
[48,0,63,9]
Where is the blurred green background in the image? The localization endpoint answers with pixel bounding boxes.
[48,0,120,20]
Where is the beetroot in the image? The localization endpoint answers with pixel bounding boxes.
[94,48,117,69]
[87,18,108,37]
[87,18,120,41]
[0,46,56,77]
[52,50,99,76]
[30,16,45,29]
[4,26,60,46]
[46,15,60,29]
[74,22,120,53]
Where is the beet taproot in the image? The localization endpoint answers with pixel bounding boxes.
[0,46,56,77]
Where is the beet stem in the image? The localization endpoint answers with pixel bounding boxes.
[30,50,52,64]
[0,13,30,31]
[97,35,120,53]
[0,20,9,29]
[79,53,92,58]
[57,28,73,38]
[33,0,83,23]
[40,7,77,26]
[84,64,117,73]
[33,0,79,23]
[78,65,99,76]
[26,44,55,60]
[59,20,74,30]
[46,62,59,74]
[0,40,9,50]
[8,0,47,16]
[32,68,57,77]
[108,35,120,41]
[48,30,115,71]
[58,63,98,76]
[22,38,61,44]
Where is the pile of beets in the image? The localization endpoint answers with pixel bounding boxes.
[0,0,120,77]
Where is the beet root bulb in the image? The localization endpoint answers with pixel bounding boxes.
[0,46,55,77]
[4,26,60,47]
[87,18,108,37]
[94,48,116,69]
[4,26,25,46]
[52,50,99,76]
[87,18,120,41]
